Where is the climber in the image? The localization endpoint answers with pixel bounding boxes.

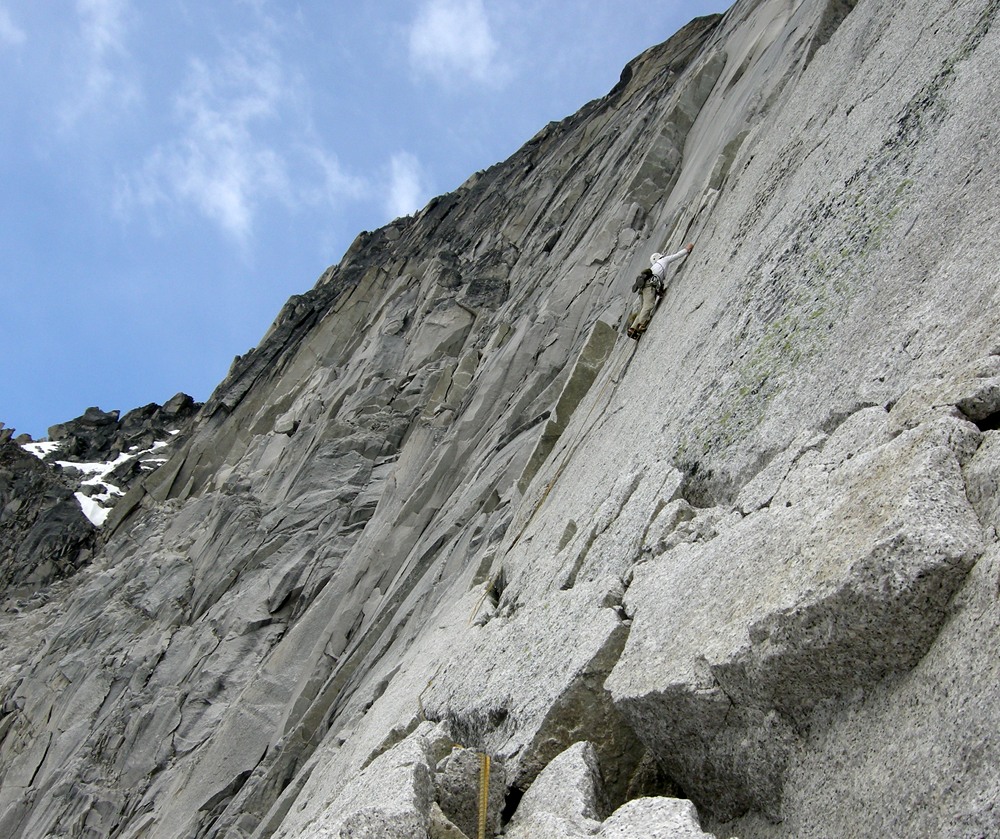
[626,243,694,340]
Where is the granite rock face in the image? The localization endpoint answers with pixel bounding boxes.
[607,407,984,821]
[3,0,1000,837]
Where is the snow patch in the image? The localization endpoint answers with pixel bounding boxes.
[56,452,133,477]
[56,454,135,525]
[19,441,175,528]
[75,492,111,527]
[22,440,63,459]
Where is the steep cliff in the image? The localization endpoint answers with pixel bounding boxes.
[2,0,1000,837]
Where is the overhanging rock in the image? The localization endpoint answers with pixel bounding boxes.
[607,408,984,821]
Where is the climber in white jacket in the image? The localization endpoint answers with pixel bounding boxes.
[627,243,693,339]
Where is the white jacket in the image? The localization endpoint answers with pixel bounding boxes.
[650,247,689,278]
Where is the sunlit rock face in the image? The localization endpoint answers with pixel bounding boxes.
[3,1,1000,837]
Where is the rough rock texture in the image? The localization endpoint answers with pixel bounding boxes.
[5,394,202,533]
[44,394,200,464]
[0,440,96,601]
[607,407,984,821]
[505,741,715,838]
[434,746,504,839]
[507,741,608,833]
[3,0,1000,837]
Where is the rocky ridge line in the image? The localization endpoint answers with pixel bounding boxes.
[0,394,201,605]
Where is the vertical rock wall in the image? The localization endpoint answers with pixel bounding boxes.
[2,0,1000,837]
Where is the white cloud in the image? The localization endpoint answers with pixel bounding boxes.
[408,0,506,87]
[169,49,290,239]
[385,152,428,220]
[306,146,368,208]
[78,0,127,55]
[118,37,364,245]
[60,0,139,127]
[0,6,26,47]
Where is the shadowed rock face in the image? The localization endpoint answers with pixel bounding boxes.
[3,1,1000,837]
[3,395,203,540]
[0,440,96,601]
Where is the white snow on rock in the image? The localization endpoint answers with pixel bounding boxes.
[20,441,172,527]
[22,440,63,459]
[75,492,112,527]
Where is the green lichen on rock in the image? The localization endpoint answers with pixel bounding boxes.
[679,166,916,471]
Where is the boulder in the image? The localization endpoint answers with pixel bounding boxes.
[505,741,605,838]
[608,409,984,820]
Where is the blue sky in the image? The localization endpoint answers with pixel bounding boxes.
[0,1,728,440]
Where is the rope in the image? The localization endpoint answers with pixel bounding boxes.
[477,752,491,839]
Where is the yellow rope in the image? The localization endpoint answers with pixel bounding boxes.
[478,752,491,839]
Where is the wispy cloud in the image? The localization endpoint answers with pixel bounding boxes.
[408,0,507,87]
[78,0,127,55]
[0,5,26,47]
[60,0,139,127]
[118,36,364,245]
[385,152,429,220]
[306,146,369,208]
[167,46,289,240]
